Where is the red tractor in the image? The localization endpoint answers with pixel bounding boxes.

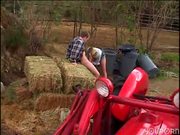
[54,67,179,135]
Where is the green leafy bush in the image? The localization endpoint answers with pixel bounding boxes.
[3,80,23,103]
[5,24,28,49]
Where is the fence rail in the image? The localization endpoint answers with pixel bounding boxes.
[138,13,179,31]
[28,11,179,32]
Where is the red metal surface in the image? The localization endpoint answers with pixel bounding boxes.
[156,111,179,129]
[53,91,89,135]
[109,95,179,115]
[74,89,106,135]
[54,67,179,135]
[91,105,104,135]
[116,110,179,135]
[111,67,149,121]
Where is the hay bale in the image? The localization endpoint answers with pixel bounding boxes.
[53,57,95,94]
[34,93,75,111]
[15,86,33,102]
[24,56,62,93]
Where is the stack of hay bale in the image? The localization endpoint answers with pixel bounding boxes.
[24,56,95,94]
[24,56,63,93]
[53,57,95,94]
[23,56,96,111]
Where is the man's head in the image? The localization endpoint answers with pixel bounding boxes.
[80,31,90,42]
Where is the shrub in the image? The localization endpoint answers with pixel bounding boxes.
[4,24,28,50]
[5,86,17,103]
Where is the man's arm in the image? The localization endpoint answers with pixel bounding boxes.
[100,56,107,78]
[81,51,100,79]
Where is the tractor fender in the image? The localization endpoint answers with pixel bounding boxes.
[111,67,149,121]
[115,111,179,135]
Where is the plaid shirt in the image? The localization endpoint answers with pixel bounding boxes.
[66,36,85,62]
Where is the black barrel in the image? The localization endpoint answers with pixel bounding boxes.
[117,44,137,54]
[137,54,159,78]
[118,52,139,78]
[102,48,117,76]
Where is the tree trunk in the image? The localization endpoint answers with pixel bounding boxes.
[73,12,77,38]
[78,6,82,36]
[115,10,118,48]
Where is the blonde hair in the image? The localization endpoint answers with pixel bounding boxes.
[88,47,98,59]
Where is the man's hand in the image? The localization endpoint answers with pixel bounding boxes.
[71,62,77,65]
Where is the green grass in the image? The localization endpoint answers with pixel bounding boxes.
[161,53,179,62]
[5,86,17,103]
[155,70,168,80]
[2,80,21,104]
[155,69,179,80]
[169,67,179,74]
[145,52,179,80]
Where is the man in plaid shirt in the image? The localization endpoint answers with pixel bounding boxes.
[66,31,100,79]
[66,36,85,63]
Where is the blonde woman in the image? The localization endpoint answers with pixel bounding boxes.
[87,47,107,78]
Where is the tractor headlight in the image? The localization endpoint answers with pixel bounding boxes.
[95,77,114,97]
[96,81,109,97]
[173,91,179,109]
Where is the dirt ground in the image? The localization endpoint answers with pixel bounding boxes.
[1,22,179,135]
[148,78,179,97]
[48,22,179,48]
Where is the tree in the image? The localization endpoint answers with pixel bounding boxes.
[133,1,179,53]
